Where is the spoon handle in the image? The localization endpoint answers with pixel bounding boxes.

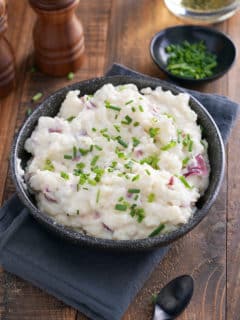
[153,305,172,320]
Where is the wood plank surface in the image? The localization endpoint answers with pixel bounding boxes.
[0,0,239,319]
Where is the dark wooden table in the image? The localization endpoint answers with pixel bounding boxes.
[0,1,239,319]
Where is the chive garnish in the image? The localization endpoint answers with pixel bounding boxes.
[32,92,43,102]
[140,155,159,170]
[91,155,100,167]
[149,127,160,139]
[64,154,72,160]
[118,196,124,202]
[121,115,132,125]
[130,206,145,223]
[88,179,97,186]
[96,189,101,203]
[148,193,155,203]
[177,129,182,143]
[124,161,134,170]
[125,100,134,105]
[164,113,175,121]
[67,116,75,122]
[67,72,74,80]
[114,124,120,132]
[133,121,140,127]
[79,147,91,156]
[149,223,165,237]
[73,146,77,158]
[92,127,97,132]
[132,137,140,147]
[182,157,190,166]
[128,189,140,194]
[179,176,193,189]
[138,105,144,112]
[134,195,139,200]
[145,169,151,176]
[132,174,140,182]
[76,162,85,170]
[115,204,127,211]
[161,140,177,151]
[43,159,55,171]
[60,172,69,180]
[188,140,193,152]
[105,100,121,112]
[94,145,103,151]
[131,107,136,112]
[116,136,128,148]
[76,210,80,214]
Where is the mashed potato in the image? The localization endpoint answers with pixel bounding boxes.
[22,83,210,240]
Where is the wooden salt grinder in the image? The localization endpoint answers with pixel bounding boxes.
[29,0,85,77]
[0,0,15,97]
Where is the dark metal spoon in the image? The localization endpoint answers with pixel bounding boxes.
[153,275,194,320]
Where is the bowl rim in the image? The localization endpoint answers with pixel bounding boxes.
[150,24,237,83]
[11,75,225,250]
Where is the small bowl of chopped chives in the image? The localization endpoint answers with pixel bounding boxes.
[150,25,236,83]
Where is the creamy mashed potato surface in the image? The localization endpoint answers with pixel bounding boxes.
[22,83,210,240]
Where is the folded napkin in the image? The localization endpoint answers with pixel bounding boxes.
[0,64,238,320]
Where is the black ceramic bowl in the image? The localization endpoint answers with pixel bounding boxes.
[150,25,236,83]
[11,75,225,250]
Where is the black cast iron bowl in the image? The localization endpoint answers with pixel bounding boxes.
[11,75,225,250]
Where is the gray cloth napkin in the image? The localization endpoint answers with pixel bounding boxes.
[0,64,238,320]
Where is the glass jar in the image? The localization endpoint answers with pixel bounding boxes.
[164,0,240,24]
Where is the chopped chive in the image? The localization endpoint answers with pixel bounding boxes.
[115,204,127,211]
[73,146,77,158]
[140,155,159,170]
[145,169,151,176]
[188,140,193,152]
[60,172,69,180]
[76,162,85,170]
[132,137,140,147]
[149,127,160,139]
[177,129,182,143]
[94,145,103,151]
[134,194,139,200]
[117,151,126,159]
[148,193,155,203]
[114,124,120,132]
[161,140,177,151]
[131,107,136,112]
[26,108,32,116]
[43,159,55,171]
[138,105,144,112]
[92,127,97,132]
[164,113,175,121]
[182,157,190,166]
[124,161,134,170]
[118,196,124,202]
[132,174,140,182]
[96,189,101,203]
[128,189,140,194]
[149,223,165,237]
[32,92,43,102]
[111,161,118,168]
[179,176,193,189]
[125,100,134,105]
[121,115,132,125]
[67,72,74,80]
[130,206,145,222]
[88,179,97,186]
[76,210,80,214]
[79,147,91,156]
[105,100,121,112]
[67,116,76,122]
[64,154,72,160]
[133,121,140,127]
[116,136,128,148]
[91,155,100,167]
[83,187,89,190]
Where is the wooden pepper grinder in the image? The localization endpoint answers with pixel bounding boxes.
[29,0,85,76]
[0,0,15,97]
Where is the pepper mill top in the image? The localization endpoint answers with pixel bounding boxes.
[29,0,85,77]
[0,0,15,97]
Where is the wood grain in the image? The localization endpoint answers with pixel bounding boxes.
[0,0,239,319]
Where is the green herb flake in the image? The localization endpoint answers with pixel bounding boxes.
[124,161,134,170]
[94,145,103,151]
[76,210,80,215]
[125,100,134,105]
[88,178,97,186]
[118,196,124,202]
[145,169,151,176]
[177,129,182,143]
[76,162,85,170]
[115,204,128,211]
[131,107,136,112]
[149,127,160,139]
[147,193,155,203]
[133,121,140,127]
[96,189,101,203]
[182,157,190,166]
[116,136,128,148]
[164,113,175,121]
[132,137,140,147]
[130,206,145,223]
[161,140,177,151]
[179,176,193,189]
[73,146,77,158]
[114,124,120,132]
[149,223,165,237]
[188,139,194,152]
[128,188,140,194]
[138,105,144,112]
[43,159,55,171]
[32,92,43,102]
[64,154,72,160]
[79,147,91,156]
[60,172,69,180]
[132,174,140,182]
[140,155,159,170]
[121,115,132,125]
[92,127,97,132]
[91,155,100,167]
[105,100,121,112]
[67,116,76,122]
